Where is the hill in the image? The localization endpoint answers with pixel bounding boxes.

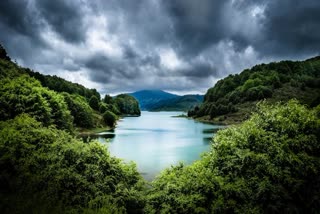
[188,56,320,124]
[148,94,204,111]
[129,90,204,111]
[0,44,140,131]
[129,90,179,110]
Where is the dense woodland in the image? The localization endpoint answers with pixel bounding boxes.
[189,57,320,124]
[1,44,320,213]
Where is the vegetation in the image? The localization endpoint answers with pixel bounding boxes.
[147,100,320,213]
[114,94,141,116]
[189,57,320,123]
[0,114,146,213]
[148,95,204,111]
[0,45,141,131]
[25,69,101,101]
[130,90,204,111]
[1,44,320,213]
[103,111,118,127]
[130,90,179,110]
[0,75,73,131]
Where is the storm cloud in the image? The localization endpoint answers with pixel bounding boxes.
[0,0,319,95]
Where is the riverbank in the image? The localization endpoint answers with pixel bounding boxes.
[75,126,114,135]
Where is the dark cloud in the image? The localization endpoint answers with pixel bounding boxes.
[0,0,319,94]
[162,0,227,56]
[35,0,86,43]
[258,0,320,57]
[179,62,217,78]
[0,0,42,39]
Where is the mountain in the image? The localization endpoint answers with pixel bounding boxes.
[189,56,320,124]
[129,90,204,111]
[129,90,179,110]
[147,95,204,111]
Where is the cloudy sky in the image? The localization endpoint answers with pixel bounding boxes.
[1,0,319,95]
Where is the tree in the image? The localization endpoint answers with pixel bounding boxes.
[0,44,11,61]
[147,100,320,213]
[0,114,146,213]
[89,95,100,111]
[0,75,73,130]
[103,94,113,104]
[103,111,117,127]
[62,93,94,128]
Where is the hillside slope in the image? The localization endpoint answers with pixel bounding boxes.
[189,56,320,124]
[0,45,140,130]
[130,90,179,110]
[130,90,204,111]
[148,95,204,111]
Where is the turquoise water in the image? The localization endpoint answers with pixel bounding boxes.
[86,111,223,180]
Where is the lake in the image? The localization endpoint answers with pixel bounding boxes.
[83,111,224,180]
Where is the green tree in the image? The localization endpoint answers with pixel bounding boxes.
[103,111,117,127]
[0,75,73,130]
[114,94,141,115]
[62,93,94,128]
[0,114,145,213]
[147,100,320,213]
[0,44,11,61]
[89,95,100,111]
[103,94,113,104]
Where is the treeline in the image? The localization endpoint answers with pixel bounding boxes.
[189,56,320,121]
[0,45,140,131]
[0,44,145,213]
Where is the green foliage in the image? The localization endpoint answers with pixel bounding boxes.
[99,102,108,113]
[103,94,113,104]
[103,111,117,127]
[192,57,320,120]
[148,100,320,213]
[0,75,73,130]
[147,95,204,111]
[0,114,146,213]
[89,95,100,111]
[0,44,11,61]
[114,94,141,116]
[62,93,95,128]
[25,70,101,100]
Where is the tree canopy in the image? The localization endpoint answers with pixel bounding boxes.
[147,100,320,213]
[189,57,320,123]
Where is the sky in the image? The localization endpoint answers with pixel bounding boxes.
[0,0,319,95]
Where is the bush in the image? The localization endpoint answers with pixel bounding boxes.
[0,75,73,130]
[0,114,145,213]
[147,100,320,213]
[103,111,117,127]
[89,95,100,111]
[99,103,108,113]
[62,93,94,128]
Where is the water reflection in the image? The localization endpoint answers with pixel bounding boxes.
[80,132,115,143]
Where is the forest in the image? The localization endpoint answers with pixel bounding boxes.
[1,44,320,213]
[188,57,320,124]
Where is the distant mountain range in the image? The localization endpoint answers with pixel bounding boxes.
[129,90,204,111]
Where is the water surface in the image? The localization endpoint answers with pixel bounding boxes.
[85,111,223,180]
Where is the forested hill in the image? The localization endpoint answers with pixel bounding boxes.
[130,90,204,111]
[130,90,178,110]
[0,44,145,213]
[147,94,204,111]
[189,56,320,124]
[0,44,140,131]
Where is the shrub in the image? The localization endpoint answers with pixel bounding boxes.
[103,111,117,127]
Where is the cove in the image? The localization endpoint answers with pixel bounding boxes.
[84,111,224,180]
